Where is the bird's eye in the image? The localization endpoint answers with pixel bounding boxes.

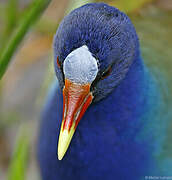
[101,66,112,80]
[57,57,61,68]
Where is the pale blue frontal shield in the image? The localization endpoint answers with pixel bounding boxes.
[63,45,98,84]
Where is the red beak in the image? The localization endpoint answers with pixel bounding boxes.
[58,78,93,160]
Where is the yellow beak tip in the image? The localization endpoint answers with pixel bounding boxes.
[57,128,75,160]
[58,153,63,161]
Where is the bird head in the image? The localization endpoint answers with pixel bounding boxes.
[53,3,139,160]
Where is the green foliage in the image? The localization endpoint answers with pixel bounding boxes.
[98,0,156,13]
[1,0,20,51]
[66,0,94,14]
[0,0,51,80]
[7,126,30,180]
[6,0,19,34]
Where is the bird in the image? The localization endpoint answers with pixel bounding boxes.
[37,3,172,180]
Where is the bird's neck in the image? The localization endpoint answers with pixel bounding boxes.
[87,55,159,137]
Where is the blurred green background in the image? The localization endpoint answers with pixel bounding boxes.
[0,0,172,179]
